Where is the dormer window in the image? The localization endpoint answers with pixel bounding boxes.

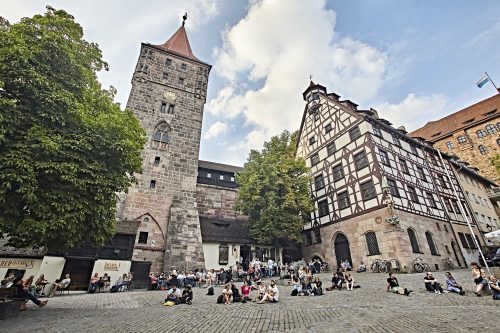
[312,92,319,100]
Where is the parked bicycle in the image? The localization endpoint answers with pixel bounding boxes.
[441,258,455,270]
[370,258,388,273]
[412,256,431,273]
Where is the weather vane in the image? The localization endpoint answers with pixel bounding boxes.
[182,13,187,26]
[309,74,313,81]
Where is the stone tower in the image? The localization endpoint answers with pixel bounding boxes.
[118,16,211,272]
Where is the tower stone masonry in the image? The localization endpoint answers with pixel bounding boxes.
[117,19,211,272]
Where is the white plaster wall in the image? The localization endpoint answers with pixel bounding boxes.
[0,258,43,280]
[203,243,283,270]
[36,256,66,283]
[91,260,132,284]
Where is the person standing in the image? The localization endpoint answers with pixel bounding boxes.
[267,258,274,277]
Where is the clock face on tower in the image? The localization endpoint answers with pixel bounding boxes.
[163,91,177,102]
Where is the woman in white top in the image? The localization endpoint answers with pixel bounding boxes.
[222,283,232,304]
[258,280,279,303]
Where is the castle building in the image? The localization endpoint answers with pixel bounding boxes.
[296,82,489,271]
[410,94,500,183]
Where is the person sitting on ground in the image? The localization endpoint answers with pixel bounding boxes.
[221,283,233,304]
[488,275,500,300]
[231,283,242,302]
[344,272,354,291]
[311,276,323,295]
[326,271,342,291]
[471,262,488,297]
[356,261,366,273]
[180,285,193,305]
[165,285,181,304]
[291,276,301,295]
[258,280,279,303]
[424,272,444,294]
[88,273,99,293]
[387,272,412,296]
[256,281,266,302]
[35,274,48,295]
[13,277,48,310]
[48,274,71,297]
[241,280,252,302]
[444,272,465,295]
[158,272,166,289]
[204,269,214,288]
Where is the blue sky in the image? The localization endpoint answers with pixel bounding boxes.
[3,0,500,166]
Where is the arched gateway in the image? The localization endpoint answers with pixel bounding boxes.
[333,233,352,268]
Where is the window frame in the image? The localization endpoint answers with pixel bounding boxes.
[314,174,325,191]
[407,228,421,253]
[326,142,336,156]
[485,124,496,135]
[324,123,333,134]
[138,231,148,244]
[457,136,467,144]
[338,191,350,210]
[407,186,419,203]
[425,231,439,255]
[379,149,390,166]
[332,163,344,181]
[399,158,409,174]
[318,199,329,217]
[310,153,320,166]
[372,126,382,137]
[387,178,400,197]
[365,231,381,256]
[426,192,437,208]
[476,129,487,138]
[354,151,369,170]
[349,126,361,141]
[360,180,377,201]
[478,145,488,155]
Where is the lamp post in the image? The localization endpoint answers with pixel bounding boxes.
[381,176,400,225]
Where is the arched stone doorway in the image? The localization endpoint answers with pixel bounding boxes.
[333,233,352,268]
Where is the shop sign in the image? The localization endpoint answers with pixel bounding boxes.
[0,259,35,269]
[104,262,120,271]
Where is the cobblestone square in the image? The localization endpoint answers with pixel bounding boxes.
[3,269,499,332]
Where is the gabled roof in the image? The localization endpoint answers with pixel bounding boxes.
[198,160,243,173]
[409,94,500,141]
[154,22,200,62]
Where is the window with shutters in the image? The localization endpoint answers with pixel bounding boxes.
[372,126,382,137]
[379,149,390,166]
[360,180,377,201]
[399,158,409,174]
[310,153,320,166]
[314,174,325,191]
[326,142,336,156]
[417,167,426,181]
[458,232,469,248]
[387,178,399,197]
[354,151,369,170]
[349,126,361,140]
[408,186,419,203]
[332,164,344,181]
[365,231,381,255]
[318,200,329,217]
[426,192,437,208]
[324,123,332,134]
[338,191,350,209]
[407,228,421,253]
[426,231,438,255]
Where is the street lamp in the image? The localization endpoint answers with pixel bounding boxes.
[381,176,400,225]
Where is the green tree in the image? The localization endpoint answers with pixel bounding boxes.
[236,130,313,244]
[492,154,500,177]
[0,7,146,250]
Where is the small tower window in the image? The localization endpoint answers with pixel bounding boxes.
[446,141,453,149]
[167,104,175,114]
[178,77,184,85]
[219,175,224,180]
[152,123,170,149]
[181,63,187,70]
[478,145,488,155]
[150,180,156,188]
[207,173,212,178]
[138,232,148,244]
[160,102,167,113]
[163,72,169,79]
[166,58,172,66]
[154,156,160,165]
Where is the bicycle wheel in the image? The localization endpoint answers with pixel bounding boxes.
[379,262,388,273]
[413,263,424,273]
[422,263,431,272]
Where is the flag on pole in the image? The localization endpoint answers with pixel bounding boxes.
[476,74,490,88]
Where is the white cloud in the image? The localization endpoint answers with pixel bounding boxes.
[203,121,229,139]
[376,93,451,131]
[208,0,391,161]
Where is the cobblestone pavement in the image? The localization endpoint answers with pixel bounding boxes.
[3,269,499,333]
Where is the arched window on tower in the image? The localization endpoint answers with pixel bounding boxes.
[407,228,420,253]
[425,231,439,255]
[152,123,170,149]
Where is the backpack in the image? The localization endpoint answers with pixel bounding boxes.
[291,289,298,296]
[206,286,214,295]
[216,294,224,304]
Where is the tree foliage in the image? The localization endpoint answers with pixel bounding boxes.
[492,154,500,178]
[0,7,146,250]
[236,130,313,244]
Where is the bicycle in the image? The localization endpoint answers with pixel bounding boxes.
[441,258,455,270]
[412,256,431,273]
[370,259,388,273]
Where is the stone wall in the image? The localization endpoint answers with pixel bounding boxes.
[302,208,462,272]
[196,183,246,220]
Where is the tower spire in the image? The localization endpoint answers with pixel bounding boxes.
[182,12,187,26]
[154,12,200,61]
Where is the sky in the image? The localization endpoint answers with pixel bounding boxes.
[3,0,500,166]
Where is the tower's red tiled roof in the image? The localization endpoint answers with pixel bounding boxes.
[409,94,500,141]
[154,24,199,61]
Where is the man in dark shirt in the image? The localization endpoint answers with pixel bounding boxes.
[387,273,412,296]
[424,272,443,294]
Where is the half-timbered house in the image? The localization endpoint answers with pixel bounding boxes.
[297,81,486,271]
